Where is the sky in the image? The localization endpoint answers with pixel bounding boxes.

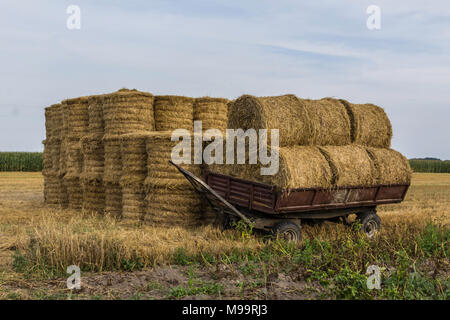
[0,1,449,159]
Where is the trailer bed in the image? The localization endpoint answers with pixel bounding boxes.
[206,172,409,215]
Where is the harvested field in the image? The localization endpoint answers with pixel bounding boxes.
[0,172,448,300]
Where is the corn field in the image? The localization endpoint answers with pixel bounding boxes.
[0,152,43,171]
[409,159,450,173]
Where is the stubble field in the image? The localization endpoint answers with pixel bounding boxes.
[0,172,448,300]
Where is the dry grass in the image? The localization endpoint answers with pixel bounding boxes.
[0,172,448,299]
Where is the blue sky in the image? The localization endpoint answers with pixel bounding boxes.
[0,1,449,159]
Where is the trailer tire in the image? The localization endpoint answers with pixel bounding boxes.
[272,221,302,242]
[357,211,381,238]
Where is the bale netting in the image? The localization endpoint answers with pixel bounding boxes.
[319,145,376,187]
[145,131,201,189]
[45,103,63,140]
[44,174,68,207]
[193,97,229,134]
[228,94,311,146]
[102,89,155,136]
[302,98,351,145]
[81,134,104,181]
[63,173,83,210]
[103,134,122,184]
[121,184,146,221]
[207,146,333,190]
[62,96,90,140]
[87,94,107,137]
[154,95,195,132]
[339,99,392,148]
[366,147,412,185]
[144,187,202,228]
[82,179,105,214]
[104,182,122,217]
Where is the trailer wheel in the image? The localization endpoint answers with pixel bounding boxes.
[357,211,381,238]
[272,221,302,242]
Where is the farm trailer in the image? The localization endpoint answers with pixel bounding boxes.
[170,161,410,241]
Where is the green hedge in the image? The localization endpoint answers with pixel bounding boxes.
[0,152,43,171]
[409,159,450,173]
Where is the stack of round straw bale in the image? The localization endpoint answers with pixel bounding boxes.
[102,89,155,135]
[154,96,194,132]
[87,94,107,136]
[193,97,229,134]
[64,140,84,210]
[214,94,410,190]
[81,134,105,214]
[103,134,122,217]
[43,103,68,208]
[144,132,202,227]
[120,132,149,221]
[61,96,90,210]
[81,94,110,214]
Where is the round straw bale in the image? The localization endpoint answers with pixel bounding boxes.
[82,180,105,214]
[339,99,392,148]
[104,182,122,217]
[145,131,201,189]
[103,134,122,184]
[207,146,333,189]
[228,94,311,146]
[62,96,90,140]
[66,140,83,177]
[122,184,146,221]
[44,174,68,207]
[120,132,149,184]
[81,134,104,181]
[366,147,412,185]
[63,174,83,210]
[144,187,202,228]
[102,89,155,135]
[319,145,376,187]
[301,98,351,145]
[154,95,194,132]
[45,103,63,140]
[87,94,108,137]
[193,97,229,134]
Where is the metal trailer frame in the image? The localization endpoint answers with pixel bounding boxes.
[170,161,410,239]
